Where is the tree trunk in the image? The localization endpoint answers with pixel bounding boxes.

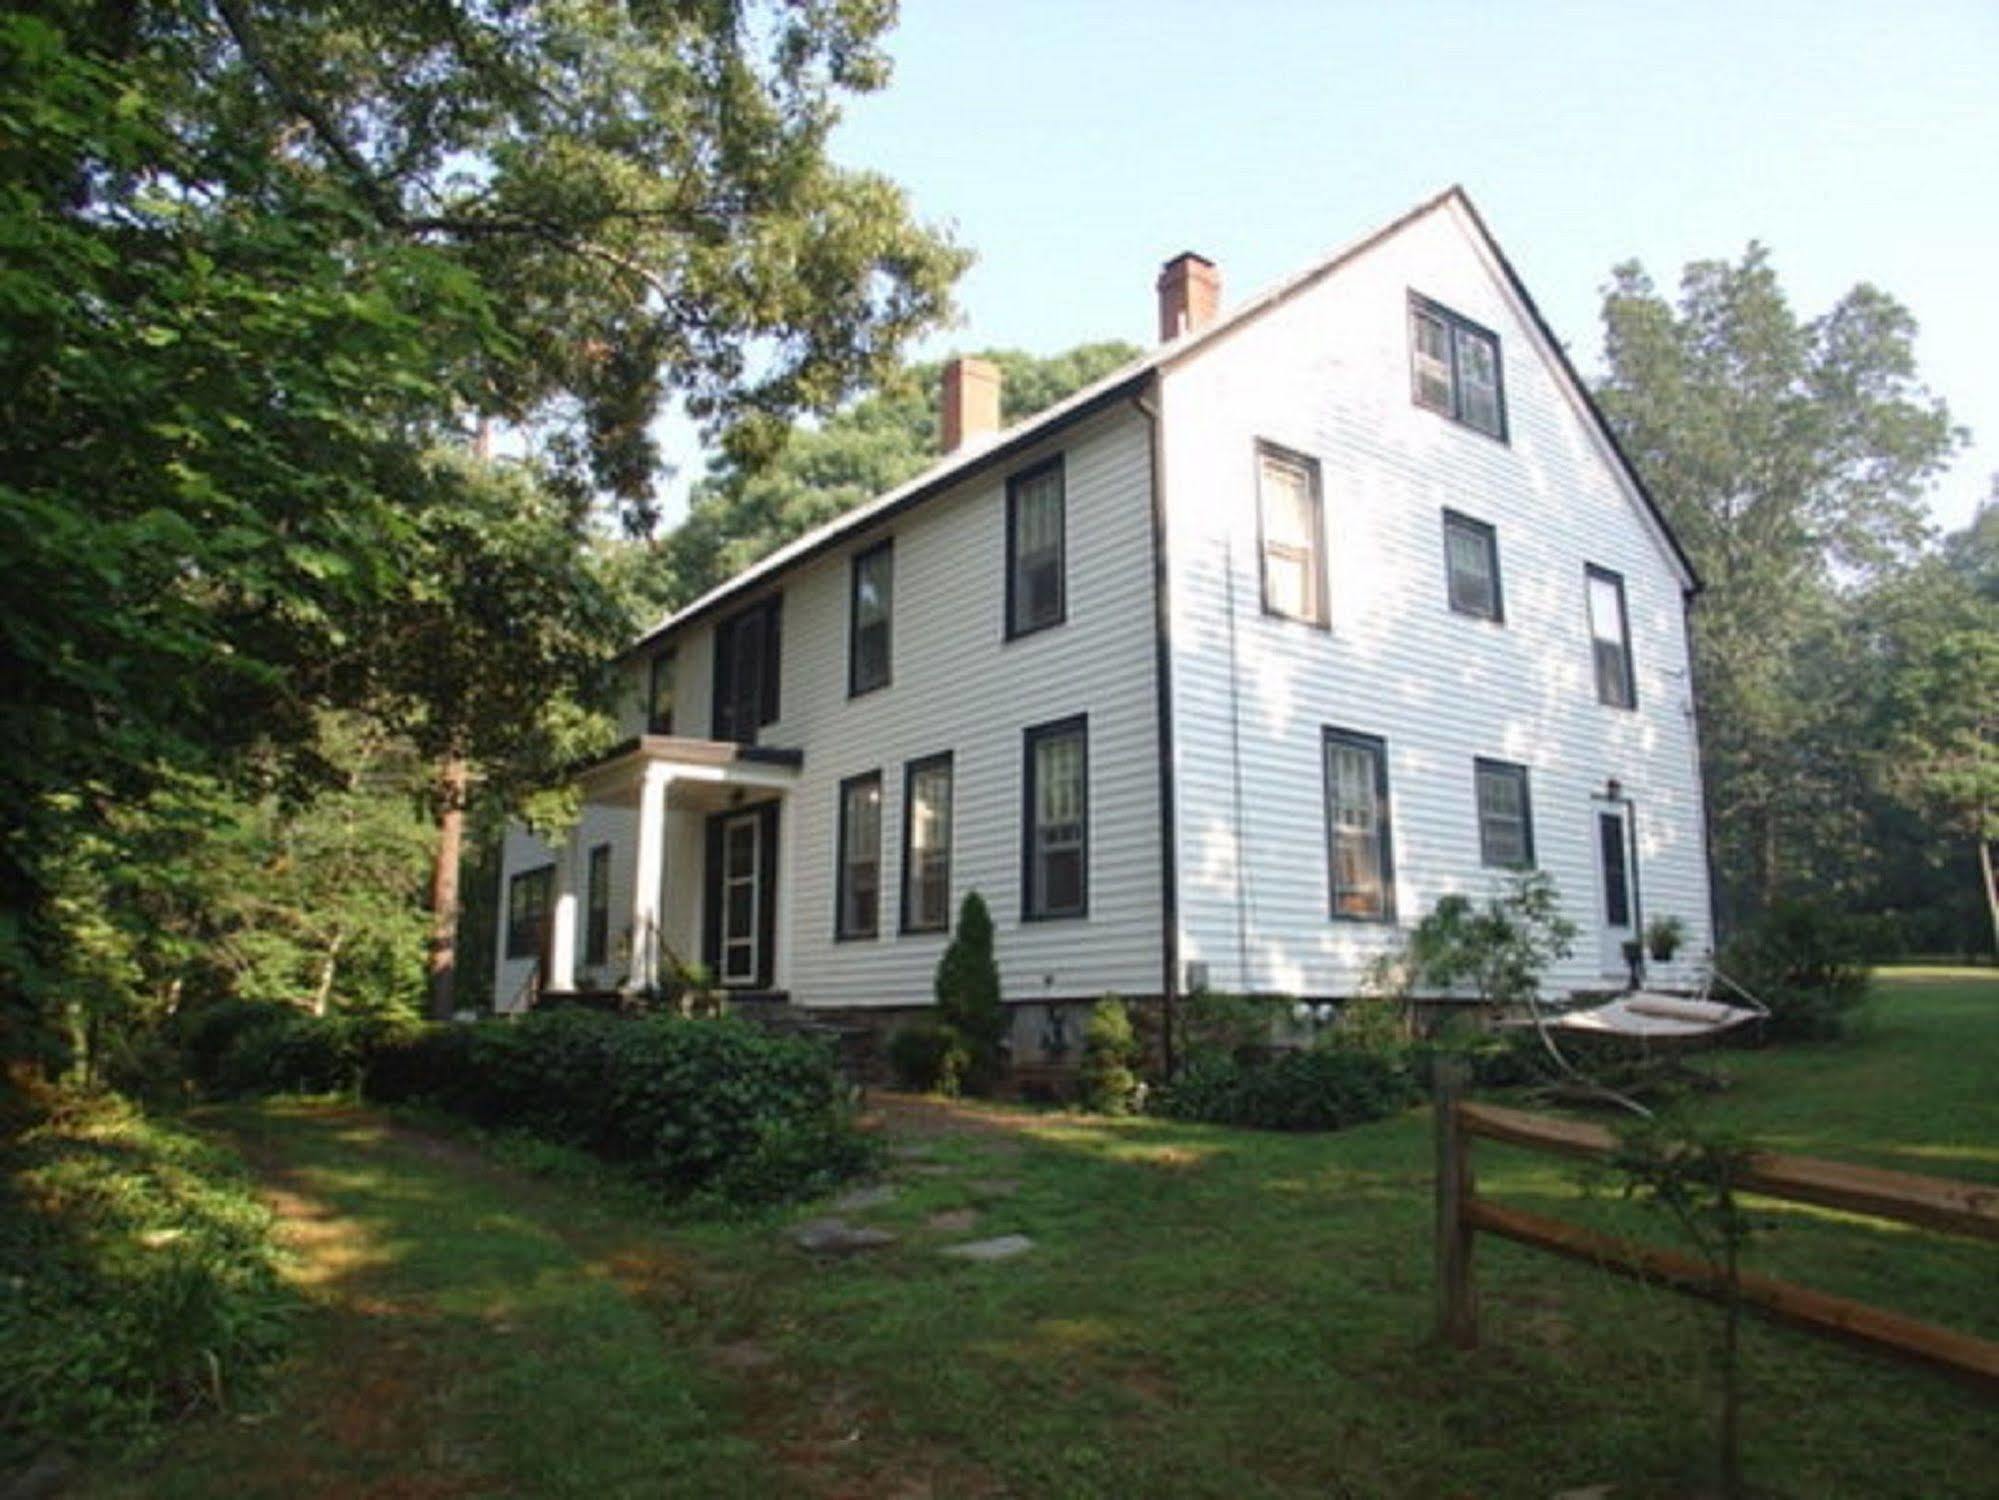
[1980,835,1998,958]
[427,753,469,1020]
[312,929,344,1017]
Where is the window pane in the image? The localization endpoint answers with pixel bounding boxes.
[1411,310,1454,411]
[1446,521,1496,618]
[1259,451,1323,622]
[841,778,881,936]
[1477,765,1529,868]
[1325,738,1388,919]
[1588,572,1633,706]
[1011,469,1064,632]
[1028,726,1086,917]
[648,652,674,734]
[906,761,952,931]
[1456,328,1501,434]
[1599,812,1631,926]
[851,548,891,692]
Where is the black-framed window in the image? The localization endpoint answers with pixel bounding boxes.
[505,865,554,960]
[1443,510,1503,622]
[1409,293,1506,439]
[1257,443,1327,626]
[1006,457,1066,639]
[835,771,883,940]
[1598,810,1632,927]
[1585,564,1636,709]
[1023,715,1087,920]
[849,540,893,696]
[901,752,953,934]
[1474,759,1534,869]
[646,650,675,735]
[1322,728,1395,921]
[583,844,612,966]
[712,594,781,743]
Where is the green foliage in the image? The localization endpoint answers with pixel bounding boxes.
[886,1022,967,1096]
[1171,989,1281,1062]
[0,1092,293,1465]
[367,1010,874,1204]
[1154,1047,1416,1132]
[1078,996,1142,1115]
[1719,900,1873,1040]
[1645,914,1689,961]
[643,343,1142,610]
[934,891,1006,1095]
[1394,871,1578,1005]
[1595,246,1965,934]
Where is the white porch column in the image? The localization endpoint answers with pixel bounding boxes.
[547,835,579,994]
[629,762,671,992]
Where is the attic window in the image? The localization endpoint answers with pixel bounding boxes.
[1409,294,1506,440]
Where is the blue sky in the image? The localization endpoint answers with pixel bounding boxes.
[660,0,1994,532]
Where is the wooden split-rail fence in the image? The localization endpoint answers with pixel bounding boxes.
[1430,1062,1999,1393]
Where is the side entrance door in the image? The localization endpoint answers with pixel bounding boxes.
[1592,800,1637,980]
[704,802,779,990]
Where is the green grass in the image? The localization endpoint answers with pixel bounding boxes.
[73,967,1999,1498]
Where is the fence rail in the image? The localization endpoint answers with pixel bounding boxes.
[1432,1063,1999,1393]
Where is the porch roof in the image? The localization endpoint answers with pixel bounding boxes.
[573,734,802,806]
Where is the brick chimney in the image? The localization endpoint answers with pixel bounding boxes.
[940,356,1002,454]
[1156,252,1221,342]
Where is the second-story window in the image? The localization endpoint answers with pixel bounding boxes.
[1409,293,1506,439]
[836,771,882,940]
[1007,457,1066,639]
[902,753,953,934]
[712,595,781,744]
[1586,565,1636,709]
[647,649,675,734]
[1023,715,1087,919]
[849,540,892,696]
[1257,444,1327,625]
[1443,510,1503,622]
[1474,759,1534,869]
[584,844,612,966]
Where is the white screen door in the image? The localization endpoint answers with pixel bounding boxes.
[720,812,761,985]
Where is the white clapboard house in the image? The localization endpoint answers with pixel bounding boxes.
[493,186,1712,1059]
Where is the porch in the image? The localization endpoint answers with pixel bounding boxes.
[529,735,801,1005]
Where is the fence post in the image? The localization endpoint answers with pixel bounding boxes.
[1434,1057,1477,1349]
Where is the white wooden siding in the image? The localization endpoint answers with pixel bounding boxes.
[1158,198,1711,999]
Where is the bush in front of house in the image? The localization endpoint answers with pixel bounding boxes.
[886,1021,967,1095]
[365,1009,874,1204]
[1078,996,1142,1115]
[1155,1045,1417,1132]
[934,890,1006,1094]
[1719,899,1873,1041]
[0,1091,293,1466]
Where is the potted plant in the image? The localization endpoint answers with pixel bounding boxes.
[1645,915,1687,964]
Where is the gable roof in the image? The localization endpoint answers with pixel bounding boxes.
[628,186,1698,658]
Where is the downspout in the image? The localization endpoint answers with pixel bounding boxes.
[1681,587,1722,954]
[1133,380,1180,1078]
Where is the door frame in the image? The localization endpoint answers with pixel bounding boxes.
[1590,796,1642,981]
[703,801,780,990]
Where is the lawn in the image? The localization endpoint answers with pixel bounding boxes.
[77,967,1998,1498]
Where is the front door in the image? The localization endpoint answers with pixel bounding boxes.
[1593,801,1637,979]
[704,803,778,989]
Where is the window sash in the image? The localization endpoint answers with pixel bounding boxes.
[1411,309,1455,413]
[506,867,553,959]
[1475,762,1533,869]
[1324,733,1393,921]
[1258,448,1324,624]
[1025,721,1087,918]
[1455,327,1502,435]
[1410,295,1505,438]
[1445,514,1499,620]
[838,775,882,938]
[584,845,611,966]
[903,758,953,933]
[647,651,674,735]
[850,544,892,694]
[1008,463,1065,635]
[1587,569,1635,707]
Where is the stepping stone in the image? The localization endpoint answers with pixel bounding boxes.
[940,1233,1034,1262]
[712,1339,775,1371]
[926,1207,979,1232]
[832,1183,899,1211]
[888,1144,933,1162]
[792,1217,898,1254]
[968,1177,1021,1198]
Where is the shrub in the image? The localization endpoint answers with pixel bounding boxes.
[0,1093,292,1465]
[1719,900,1873,1041]
[1171,989,1281,1063]
[1078,996,1142,1115]
[935,891,1006,1093]
[1155,1047,1416,1132]
[211,1011,362,1099]
[1398,871,1578,1006]
[886,1022,967,1095]
[365,1011,875,1204]
[175,999,288,1095]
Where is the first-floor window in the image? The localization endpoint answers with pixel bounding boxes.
[1023,715,1088,919]
[1323,728,1394,921]
[902,753,953,934]
[836,771,883,939]
[1474,759,1534,869]
[506,865,555,959]
[583,844,612,966]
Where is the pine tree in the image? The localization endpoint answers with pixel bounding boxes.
[934,892,1005,1094]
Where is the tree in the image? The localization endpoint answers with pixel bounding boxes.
[935,892,1005,1095]
[1595,247,1964,925]
[642,343,1142,611]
